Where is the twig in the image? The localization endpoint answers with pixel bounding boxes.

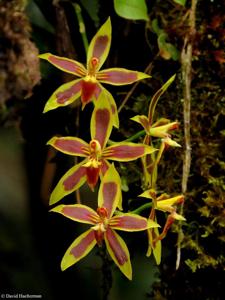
[176,0,198,270]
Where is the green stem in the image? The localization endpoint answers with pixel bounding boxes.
[73,3,89,55]
[130,202,152,215]
[107,130,146,146]
[124,130,146,142]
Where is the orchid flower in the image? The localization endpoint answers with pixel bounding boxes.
[51,165,159,280]
[139,189,185,264]
[130,74,179,140]
[130,75,181,188]
[39,17,150,127]
[131,116,180,142]
[47,92,157,205]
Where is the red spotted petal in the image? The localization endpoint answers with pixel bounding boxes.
[61,229,96,271]
[49,160,87,205]
[81,80,97,108]
[103,86,119,128]
[86,166,101,191]
[39,53,87,77]
[47,136,89,157]
[43,79,82,113]
[130,115,150,134]
[98,164,121,217]
[103,142,156,162]
[87,18,111,71]
[91,91,113,149]
[97,68,150,85]
[104,228,132,280]
[109,214,152,231]
[51,204,99,224]
[100,159,110,177]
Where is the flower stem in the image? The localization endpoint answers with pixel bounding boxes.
[130,202,152,215]
[73,3,89,55]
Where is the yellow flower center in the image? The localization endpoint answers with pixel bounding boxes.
[92,207,109,233]
[83,139,102,168]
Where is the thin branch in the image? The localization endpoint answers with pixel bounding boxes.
[176,0,198,270]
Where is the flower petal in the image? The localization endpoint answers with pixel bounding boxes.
[130,115,150,133]
[104,87,119,128]
[39,53,87,77]
[43,79,82,113]
[104,228,132,280]
[97,68,150,85]
[87,17,111,71]
[98,164,121,217]
[150,121,179,138]
[61,229,96,271]
[47,136,89,157]
[138,189,156,200]
[110,214,159,232]
[103,142,157,162]
[51,204,99,224]
[148,74,176,124]
[100,159,110,177]
[157,195,184,209]
[146,227,162,265]
[86,166,101,191]
[91,91,113,149]
[49,160,87,205]
[81,79,97,107]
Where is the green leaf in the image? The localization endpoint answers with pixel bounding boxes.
[25,0,55,34]
[80,0,100,27]
[113,0,149,21]
[173,0,186,6]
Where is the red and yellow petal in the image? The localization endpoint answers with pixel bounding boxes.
[39,53,87,77]
[97,68,150,85]
[130,115,151,134]
[47,136,89,157]
[109,214,159,232]
[87,17,112,71]
[86,166,101,191]
[103,87,119,128]
[99,159,111,178]
[98,164,121,218]
[157,195,184,210]
[51,204,99,224]
[49,160,87,205]
[81,79,97,108]
[146,227,162,265]
[61,229,96,271]
[148,74,176,124]
[104,228,132,280]
[103,142,157,162]
[91,90,113,149]
[43,79,82,113]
